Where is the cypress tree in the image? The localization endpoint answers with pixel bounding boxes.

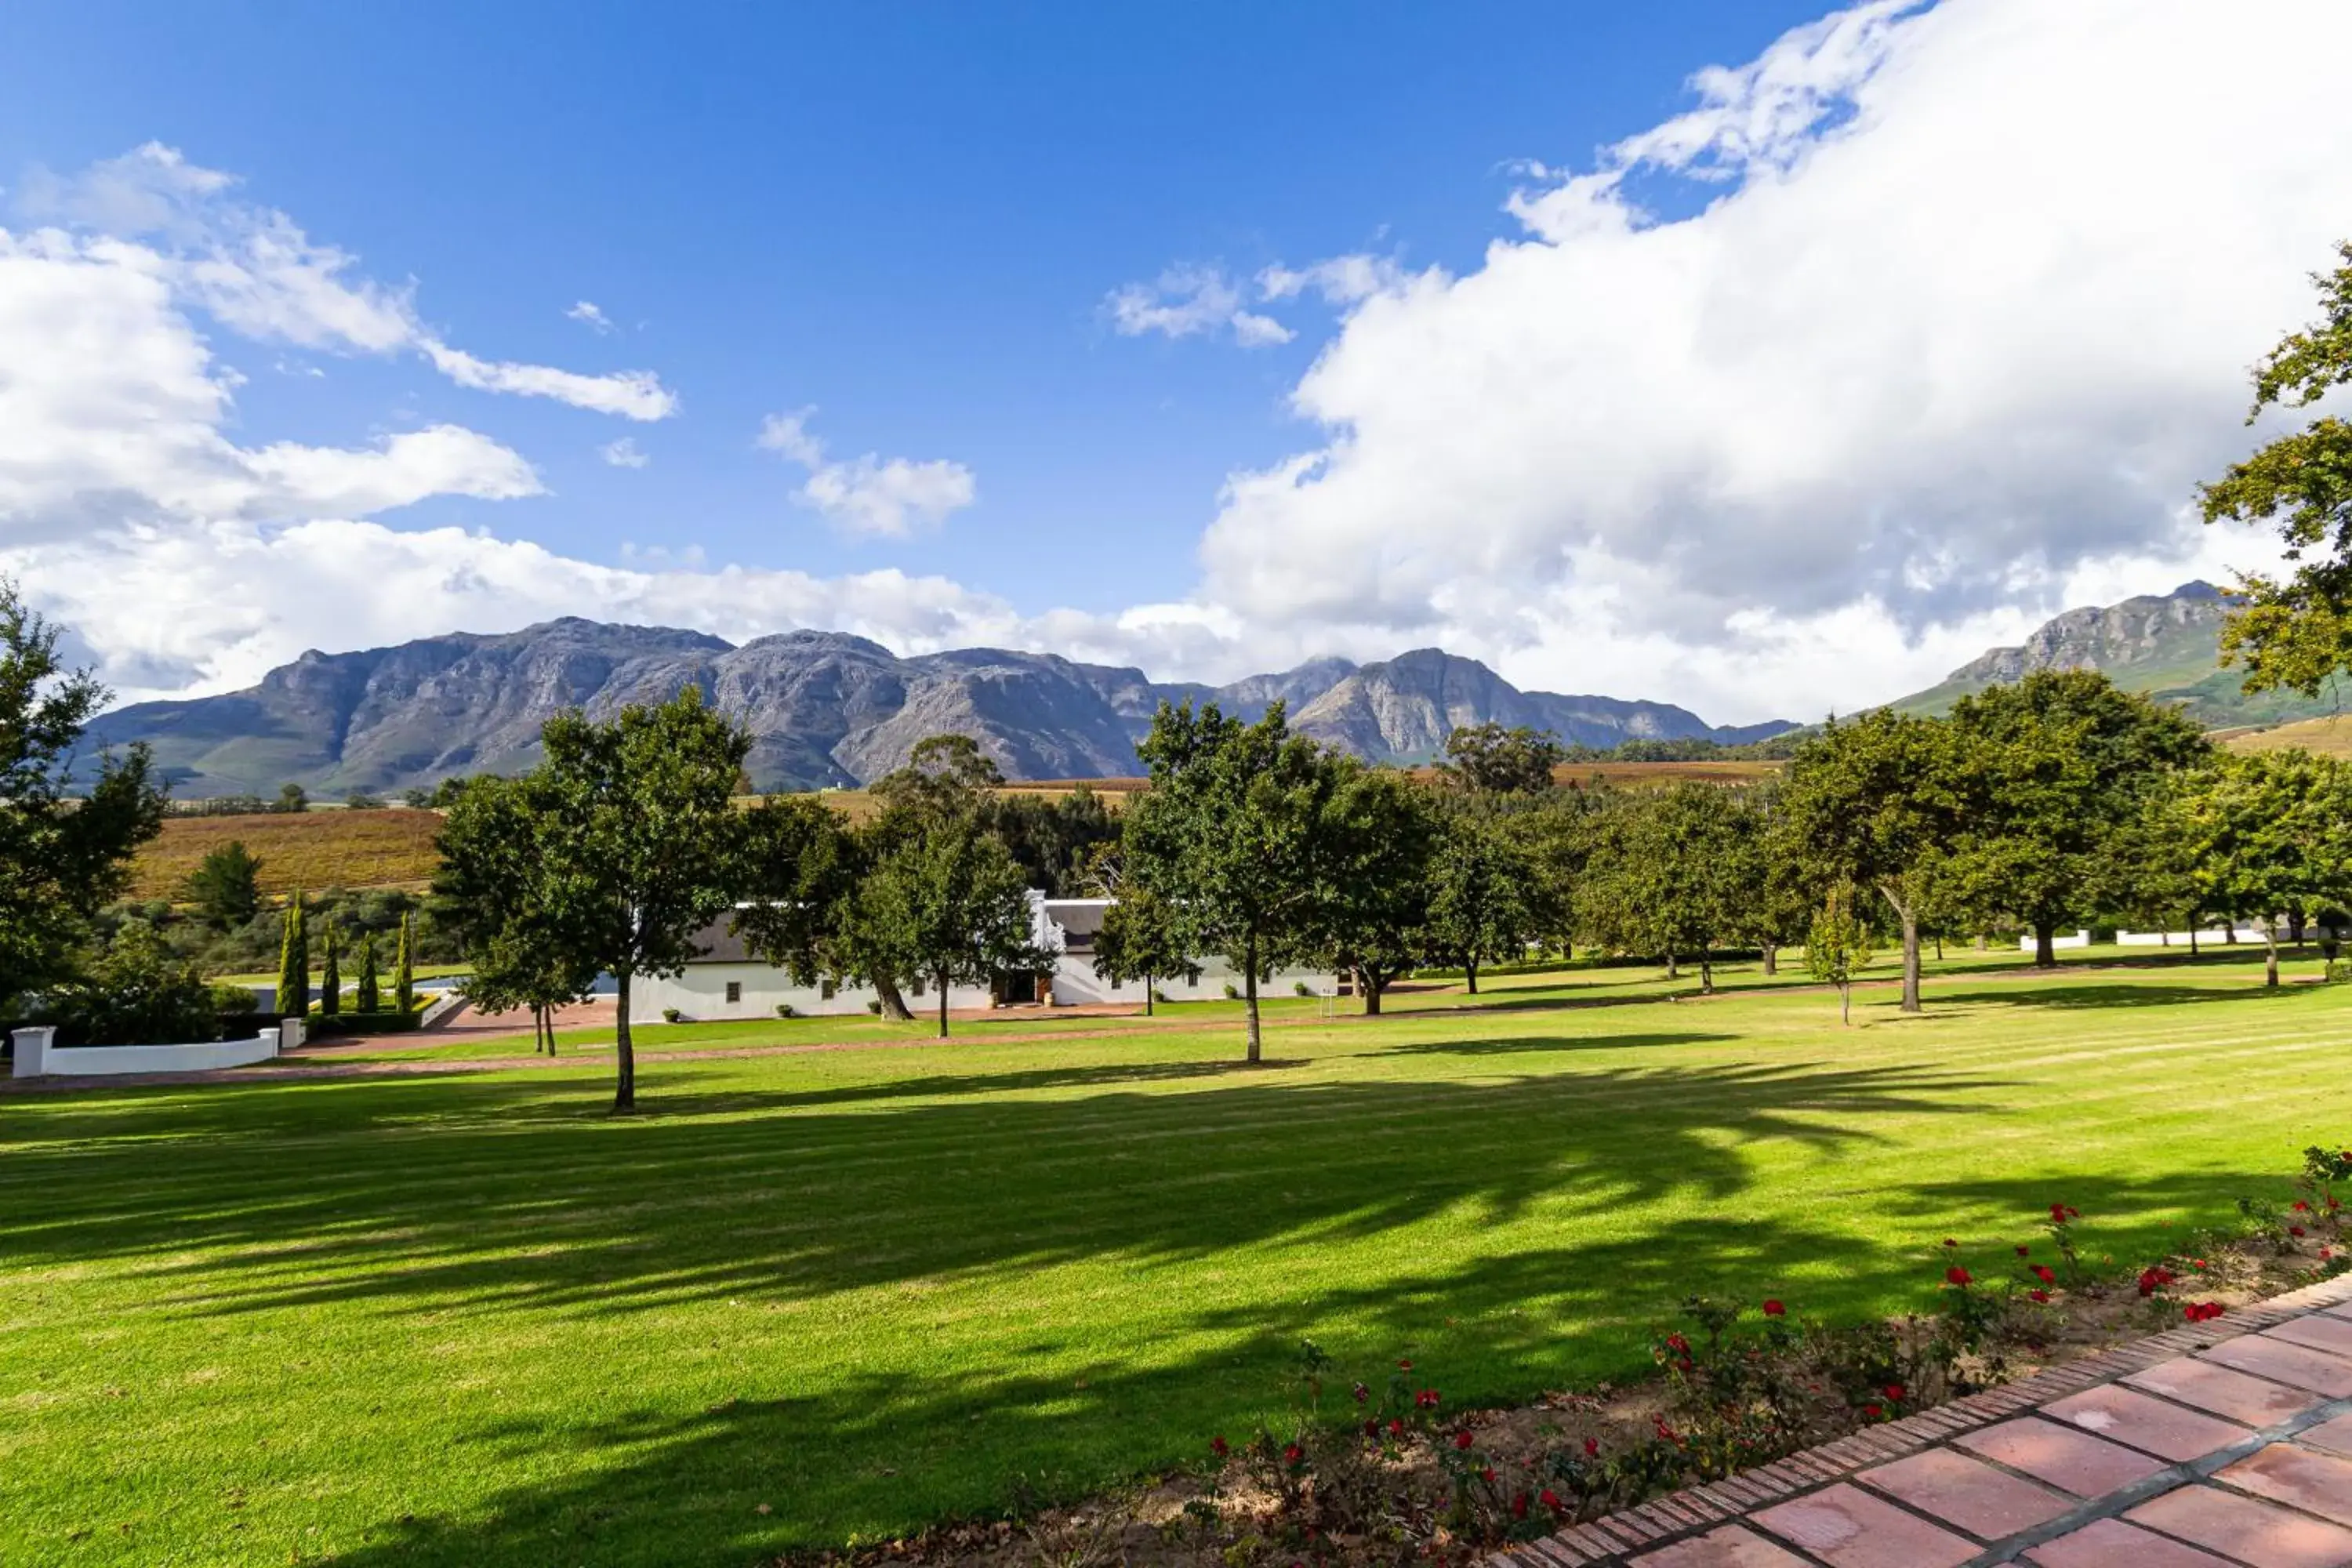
[276,895,308,1016]
[355,935,379,1014]
[320,918,342,1015]
[394,913,415,1013]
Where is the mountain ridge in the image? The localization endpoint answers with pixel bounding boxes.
[87,622,1793,797]
[1891,580,2344,727]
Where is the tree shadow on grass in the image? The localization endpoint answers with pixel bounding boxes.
[1932,982,2310,1011]
[1370,1031,1736,1058]
[284,1161,2303,1568]
[0,1058,2001,1330]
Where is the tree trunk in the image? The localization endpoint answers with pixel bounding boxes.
[2188,913,2199,956]
[1243,934,1262,1064]
[1144,973,1154,1017]
[1465,957,1479,996]
[2265,924,2280,988]
[614,971,637,1112]
[1699,947,1714,995]
[2290,909,2307,945]
[2034,921,2056,969]
[874,975,914,1021]
[1839,982,1852,1026]
[1880,887,1922,1013]
[1664,949,1677,981]
[2225,924,2238,945]
[1762,944,1778,976]
[938,969,950,1037]
[1934,934,1944,961]
[1363,968,1382,1016]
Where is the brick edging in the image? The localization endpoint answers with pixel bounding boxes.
[1491,1269,2352,1566]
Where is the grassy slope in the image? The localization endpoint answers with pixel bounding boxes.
[2226,713,2352,758]
[129,810,446,901]
[2,952,2344,1567]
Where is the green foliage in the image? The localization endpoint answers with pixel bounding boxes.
[0,579,168,1011]
[2201,241,2352,695]
[2183,749,2352,985]
[434,773,605,1062]
[1091,876,1192,1014]
[731,792,859,985]
[49,920,218,1045]
[1125,700,1351,1061]
[318,917,341,1015]
[523,688,755,1107]
[1437,722,1564,794]
[1782,708,1969,1011]
[182,840,263,931]
[983,786,1120,898]
[276,895,308,1016]
[1806,887,1877,1025]
[848,820,1043,1037]
[394,913,414,1013]
[275,782,310,814]
[1943,671,2209,962]
[1316,764,1439,1012]
[354,933,380,1014]
[1575,782,1751,989]
[1423,810,1534,995]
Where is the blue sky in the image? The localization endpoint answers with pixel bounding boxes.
[1,2,2345,719]
[0,1,1817,608]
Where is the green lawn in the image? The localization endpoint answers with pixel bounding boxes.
[2,950,2343,1566]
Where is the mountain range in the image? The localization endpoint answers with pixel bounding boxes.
[87,623,1795,797]
[1891,580,2343,727]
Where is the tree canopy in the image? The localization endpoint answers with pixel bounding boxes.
[1437,722,1565,795]
[2201,241,2352,695]
[0,580,167,1011]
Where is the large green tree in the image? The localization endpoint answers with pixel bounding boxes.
[183,841,264,931]
[1575,782,1748,991]
[1316,764,1439,1014]
[434,774,599,1056]
[844,735,1007,1020]
[2183,749,2352,987]
[1091,878,1191,1015]
[850,821,1041,1037]
[1436,722,1564,796]
[1422,808,1535,996]
[1782,709,1969,1012]
[0,582,168,1012]
[2200,241,2352,695]
[730,791,860,991]
[1944,671,2210,966]
[1123,700,1346,1062]
[509,688,751,1108]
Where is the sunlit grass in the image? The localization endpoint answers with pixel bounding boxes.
[2,948,2341,1566]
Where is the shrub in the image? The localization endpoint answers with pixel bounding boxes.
[866,999,884,1014]
[775,1003,796,1019]
[1223,982,1240,1000]
[210,983,259,1014]
[1294,981,1313,997]
[47,923,220,1046]
[660,1007,681,1024]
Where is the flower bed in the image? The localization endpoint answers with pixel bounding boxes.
[785,1147,2351,1568]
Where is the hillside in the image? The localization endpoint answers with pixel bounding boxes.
[2223,714,2352,758]
[89,621,1795,797]
[128,809,445,901]
[1893,581,2347,726]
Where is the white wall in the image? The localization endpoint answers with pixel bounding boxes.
[2118,926,2271,946]
[1047,952,1335,1007]
[2016,930,2092,952]
[628,967,993,1025]
[10,1023,294,1079]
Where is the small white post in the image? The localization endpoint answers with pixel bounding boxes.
[278,1016,306,1053]
[10,1025,56,1079]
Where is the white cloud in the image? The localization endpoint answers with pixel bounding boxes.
[599,437,650,469]
[20,143,678,419]
[1258,256,1408,307]
[757,409,977,538]
[1185,0,2352,720]
[567,299,614,333]
[1106,265,1294,347]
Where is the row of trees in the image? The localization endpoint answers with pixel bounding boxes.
[273,902,416,1017]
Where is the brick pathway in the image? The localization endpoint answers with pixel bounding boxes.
[1496,1272,2352,1568]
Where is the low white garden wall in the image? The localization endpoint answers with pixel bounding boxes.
[2118,926,2270,946]
[9,1019,302,1080]
[2016,929,2092,952]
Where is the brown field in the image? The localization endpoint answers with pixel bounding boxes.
[2223,714,2352,758]
[129,808,445,900]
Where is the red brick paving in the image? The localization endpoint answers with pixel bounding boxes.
[1495,1272,2352,1568]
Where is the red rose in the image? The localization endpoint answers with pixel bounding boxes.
[1512,1494,1529,1519]
[1211,1436,1229,1458]
[1943,1238,1958,1248]
[2031,1265,2056,1284]
[2294,1200,2312,1212]
[2029,1288,2051,1303]
[2015,1245,2030,1257]
[1946,1265,1973,1287]
[1454,1429,1474,1450]
[1283,1443,1303,1465]
[1761,1299,1785,1317]
[1581,1438,1599,1458]
[1540,1489,1564,1511]
[1388,1417,1404,1436]
[1863,1403,1883,1418]
[1882,1384,1905,1403]
[2292,1225,2307,1238]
